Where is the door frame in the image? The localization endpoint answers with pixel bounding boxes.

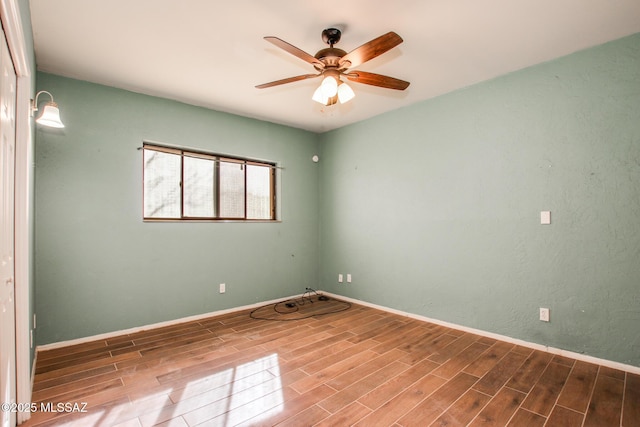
[0,0,33,424]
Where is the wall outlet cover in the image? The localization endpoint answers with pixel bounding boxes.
[540,211,551,225]
[539,307,550,322]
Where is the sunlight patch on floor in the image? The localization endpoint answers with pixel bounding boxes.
[160,353,284,426]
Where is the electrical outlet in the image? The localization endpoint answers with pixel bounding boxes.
[539,307,550,322]
[540,211,551,225]
[338,274,343,283]
[219,283,226,294]
[347,274,352,283]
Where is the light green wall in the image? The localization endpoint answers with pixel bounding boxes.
[35,73,320,344]
[319,33,640,367]
[35,34,640,368]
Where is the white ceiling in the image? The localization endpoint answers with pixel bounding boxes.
[29,0,640,133]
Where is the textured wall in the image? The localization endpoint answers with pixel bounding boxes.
[319,33,640,366]
[35,34,640,367]
[35,73,320,344]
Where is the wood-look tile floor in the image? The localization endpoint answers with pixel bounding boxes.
[23,296,640,427]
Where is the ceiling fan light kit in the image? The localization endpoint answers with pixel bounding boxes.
[314,80,354,106]
[256,28,409,107]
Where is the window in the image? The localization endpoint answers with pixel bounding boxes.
[143,144,276,221]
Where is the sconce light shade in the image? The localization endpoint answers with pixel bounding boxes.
[32,91,65,128]
[36,103,65,128]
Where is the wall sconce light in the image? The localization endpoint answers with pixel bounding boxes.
[31,90,65,128]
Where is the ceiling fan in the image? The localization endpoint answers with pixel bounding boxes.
[256,28,410,106]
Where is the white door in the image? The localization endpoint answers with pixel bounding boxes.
[0,26,17,427]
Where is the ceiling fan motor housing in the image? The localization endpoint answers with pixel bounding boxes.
[314,47,347,69]
[315,28,346,70]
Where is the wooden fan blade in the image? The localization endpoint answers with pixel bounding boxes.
[345,71,410,90]
[264,37,324,68]
[339,32,403,69]
[255,73,320,89]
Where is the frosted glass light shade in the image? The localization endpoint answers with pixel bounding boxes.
[338,83,355,104]
[35,103,65,128]
[312,86,329,104]
[320,76,338,98]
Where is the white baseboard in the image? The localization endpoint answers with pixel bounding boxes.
[322,291,640,376]
[37,291,640,376]
[16,355,36,425]
[36,294,300,352]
